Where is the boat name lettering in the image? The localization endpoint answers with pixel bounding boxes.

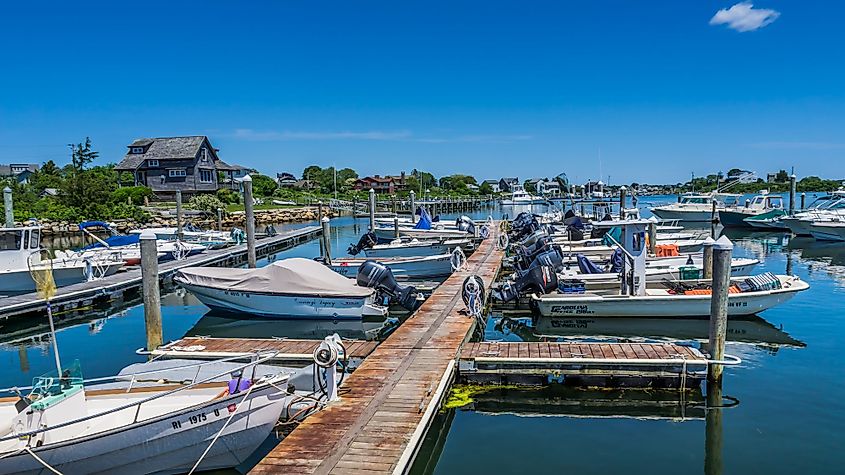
[550,319,593,328]
[549,305,595,315]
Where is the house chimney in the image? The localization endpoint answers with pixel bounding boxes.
[374,174,380,178]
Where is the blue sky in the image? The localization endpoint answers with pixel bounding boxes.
[1,1,843,184]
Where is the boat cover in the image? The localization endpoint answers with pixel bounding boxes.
[82,233,140,250]
[175,257,373,297]
[576,254,605,274]
[414,207,433,230]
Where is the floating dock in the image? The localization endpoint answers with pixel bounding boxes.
[0,226,320,320]
[458,341,708,388]
[151,336,379,369]
[250,223,505,474]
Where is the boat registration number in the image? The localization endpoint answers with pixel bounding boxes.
[171,405,234,431]
[549,305,595,315]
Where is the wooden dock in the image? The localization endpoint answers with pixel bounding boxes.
[251,224,505,474]
[150,336,379,369]
[458,341,708,388]
[0,226,320,320]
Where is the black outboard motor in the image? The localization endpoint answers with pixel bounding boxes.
[513,235,553,264]
[524,247,565,274]
[492,265,559,303]
[517,227,549,249]
[456,216,476,235]
[356,260,419,311]
[347,232,378,256]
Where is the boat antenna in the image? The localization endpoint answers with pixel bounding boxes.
[27,246,62,377]
[333,163,337,200]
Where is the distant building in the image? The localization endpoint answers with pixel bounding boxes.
[115,136,224,197]
[276,172,298,188]
[537,179,561,197]
[354,175,396,194]
[465,183,479,192]
[767,173,778,183]
[482,179,501,193]
[294,179,318,190]
[217,162,257,190]
[0,163,39,184]
[386,172,408,191]
[499,177,519,192]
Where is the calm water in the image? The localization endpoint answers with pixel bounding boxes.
[3,196,842,473]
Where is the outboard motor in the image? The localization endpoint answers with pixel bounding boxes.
[347,232,378,256]
[456,216,476,235]
[514,236,554,265]
[517,227,549,249]
[524,247,565,274]
[492,265,558,303]
[356,260,419,311]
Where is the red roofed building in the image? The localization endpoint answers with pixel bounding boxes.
[354,175,396,194]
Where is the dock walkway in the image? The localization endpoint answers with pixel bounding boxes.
[0,226,320,320]
[251,224,505,474]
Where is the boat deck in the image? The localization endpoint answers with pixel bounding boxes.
[250,223,505,474]
[0,226,321,320]
[151,336,380,369]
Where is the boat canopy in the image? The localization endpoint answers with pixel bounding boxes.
[175,258,374,297]
[78,221,113,231]
[82,233,140,250]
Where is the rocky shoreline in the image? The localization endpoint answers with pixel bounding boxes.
[29,207,341,236]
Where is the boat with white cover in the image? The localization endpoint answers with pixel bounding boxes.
[0,226,124,295]
[175,258,389,319]
[501,184,545,205]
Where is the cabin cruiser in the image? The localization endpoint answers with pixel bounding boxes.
[781,192,845,236]
[719,192,785,228]
[175,258,418,319]
[0,225,124,295]
[650,193,739,223]
[501,184,545,205]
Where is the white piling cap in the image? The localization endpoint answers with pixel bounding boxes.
[703,236,716,245]
[620,185,627,191]
[714,235,733,250]
[647,216,659,223]
[321,216,330,223]
[139,230,157,240]
[2,187,10,193]
[242,174,252,182]
[369,188,375,193]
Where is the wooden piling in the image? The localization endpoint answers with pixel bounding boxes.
[243,175,257,268]
[708,236,733,386]
[619,186,627,219]
[216,207,223,232]
[702,237,715,280]
[789,174,796,215]
[394,216,400,239]
[800,192,806,210]
[410,190,416,224]
[175,190,183,241]
[140,230,162,352]
[3,187,13,227]
[647,220,657,255]
[711,201,718,239]
[321,217,332,263]
[368,188,376,231]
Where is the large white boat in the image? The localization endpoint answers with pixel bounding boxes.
[719,192,785,228]
[501,184,544,205]
[130,226,232,249]
[0,225,124,295]
[349,235,473,258]
[809,221,845,242]
[175,258,389,319]
[71,221,207,265]
[781,192,845,236]
[650,193,738,223]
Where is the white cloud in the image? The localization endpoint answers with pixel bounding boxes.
[231,129,532,144]
[710,2,780,32]
[747,141,845,150]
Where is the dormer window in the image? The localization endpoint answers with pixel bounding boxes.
[201,147,209,163]
[147,159,159,167]
[131,147,145,154]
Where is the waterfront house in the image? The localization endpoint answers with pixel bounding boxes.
[217,162,256,189]
[0,163,39,184]
[386,172,408,191]
[499,177,519,193]
[114,136,223,198]
[277,172,298,187]
[537,179,561,197]
[354,175,396,194]
[482,179,501,193]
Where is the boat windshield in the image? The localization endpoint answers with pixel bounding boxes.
[29,360,84,410]
[681,197,710,204]
[0,230,23,251]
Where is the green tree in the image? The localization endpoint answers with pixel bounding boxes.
[524,180,537,193]
[775,169,789,183]
[251,174,278,196]
[479,181,493,195]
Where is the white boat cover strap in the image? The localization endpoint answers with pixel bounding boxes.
[176,258,373,297]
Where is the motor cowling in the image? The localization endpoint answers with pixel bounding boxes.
[347,232,378,256]
[492,265,559,303]
[356,260,419,310]
[522,247,564,274]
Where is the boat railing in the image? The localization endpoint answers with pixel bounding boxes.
[0,351,284,443]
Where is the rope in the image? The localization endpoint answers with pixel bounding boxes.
[25,447,63,474]
[187,382,257,475]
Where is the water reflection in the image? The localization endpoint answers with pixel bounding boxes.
[186,313,397,341]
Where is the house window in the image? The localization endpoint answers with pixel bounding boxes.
[199,169,214,183]
[147,159,159,167]
[131,147,144,154]
[11,166,25,173]
[201,148,209,163]
[168,169,187,178]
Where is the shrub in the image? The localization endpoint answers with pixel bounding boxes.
[217,188,241,204]
[111,186,153,205]
[189,193,226,213]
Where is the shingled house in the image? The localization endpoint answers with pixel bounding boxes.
[114,136,225,198]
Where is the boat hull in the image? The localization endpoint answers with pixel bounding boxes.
[809,226,845,242]
[0,383,287,475]
[719,210,756,228]
[373,228,469,242]
[781,217,815,236]
[330,254,454,279]
[0,263,123,295]
[364,243,456,258]
[179,282,383,319]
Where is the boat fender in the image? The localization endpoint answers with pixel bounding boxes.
[479,225,490,239]
[462,275,486,317]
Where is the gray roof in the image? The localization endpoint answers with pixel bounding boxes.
[501,177,519,183]
[482,179,499,184]
[116,136,212,170]
[0,163,39,175]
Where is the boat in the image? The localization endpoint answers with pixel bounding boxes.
[0,347,340,474]
[129,225,232,249]
[347,231,474,258]
[809,222,845,242]
[650,193,739,223]
[327,253,457,280]
[743,209,790,231]
[0,225,124,295]
[529,220,808,318]
[719,192,785,228]
[781,192,845,236]
[501,184,545,205]
[72,222,207,265]
[175,257,407,319]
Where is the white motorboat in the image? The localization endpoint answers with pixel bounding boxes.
[781,192,845,236]
[130,226,232,249]
[501,184,544,205]
[0,226,124,295]
[0,352,335,474]
[74,221,207,265]
[719,192,785,228]
[363,239,472,258]
[809,222,845,242]
[650,193,738,223]
[175,258,388,319]
[531,220,808,318]
[328,252,457,280]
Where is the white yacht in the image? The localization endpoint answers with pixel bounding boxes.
[650,193,739,223]
[501,184,544,205]
[781,191,845,236]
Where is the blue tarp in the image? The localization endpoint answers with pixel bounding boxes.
[78,221,112,231]
[414,207,433,230]
[82,234,139,250]
[576,254,605,274]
